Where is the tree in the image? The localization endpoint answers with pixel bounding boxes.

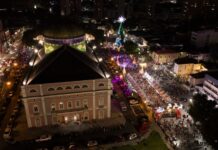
[22,29,39,46]
[189,93,218,149]
[124,40,138,54]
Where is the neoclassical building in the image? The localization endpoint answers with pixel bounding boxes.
[21,46,112,128]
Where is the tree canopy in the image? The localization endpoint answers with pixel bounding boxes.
[189,94,218,149]
[124,40,138,54]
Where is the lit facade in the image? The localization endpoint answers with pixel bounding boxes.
[21,79,112,128]
[151,50,185,64]
[203,73,218,100]
[21,46,112,128]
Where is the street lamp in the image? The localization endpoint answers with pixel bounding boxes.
[13,62,18,68]
[6,81,11,87]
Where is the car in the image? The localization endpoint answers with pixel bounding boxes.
[7,91,14,97]
[128,133,137,140]
[3,127,12,139]
[35,134,52,142]
[120,101,127,111]
[87,140,98,147]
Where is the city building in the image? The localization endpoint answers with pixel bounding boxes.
[21,45,112,128]
[173,57,207,78]
[191,29,218,48]
[151,49,186,64]
[203,72,218,100]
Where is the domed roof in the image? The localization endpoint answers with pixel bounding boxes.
[43,23,85,39]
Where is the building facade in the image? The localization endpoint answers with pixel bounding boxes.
[151,50,185,64]
[203,73,218,100]
[21,46,112,128]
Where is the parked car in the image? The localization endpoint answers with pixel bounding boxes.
[35,134,52,142]
[120,101,127,112]
[128,133,137,140]
[87,140,98,147]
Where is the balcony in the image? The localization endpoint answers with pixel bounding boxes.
[51,106,88,114]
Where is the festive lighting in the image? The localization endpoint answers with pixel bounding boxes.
[118,16,126,23]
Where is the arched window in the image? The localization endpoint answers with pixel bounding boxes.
[57,87,63,90]
[65,86,72,90]
[48,88,55,91]
[82,85,88,88]
[74,85,80,89]
[30,89,37,93]
[98,83,104,87]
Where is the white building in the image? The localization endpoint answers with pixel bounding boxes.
[203,72,218,101]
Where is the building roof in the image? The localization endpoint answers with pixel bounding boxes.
[43,24,85,39]
[155,49,179,54]
[27,46,105,84]
[174,57,198,64]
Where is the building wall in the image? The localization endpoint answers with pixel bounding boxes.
[173,63,204,76]
[203,75,218,100]
[21,79,112,128]
[152,52,182,64]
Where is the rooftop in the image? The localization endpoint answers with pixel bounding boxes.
[43,24,85,39]
[27,46,105,84]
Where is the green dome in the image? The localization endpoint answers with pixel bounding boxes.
[43,24,85,39]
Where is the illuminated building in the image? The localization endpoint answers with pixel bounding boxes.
[21,45,112,128]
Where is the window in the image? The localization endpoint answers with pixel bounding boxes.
[82,85,88,88]
[83,111,89,120]
[99,83,104,87]
[51,103,56,111]
[98,98,104,106]
[74,85,80,89]
[67,101,72,109]
[75,100,80,108]
[65,86,72,90]
[48,88,55,91]
[33,105,39,113]
[98,110,104,119]
[59,102,64,110]
[83,99,88,108]
[57,87,63,90]
[30,89,37,93]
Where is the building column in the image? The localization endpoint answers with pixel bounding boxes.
[41,97,48,125]
[93,92,96,119]
[23,99,32,127]
[107,90,111,118]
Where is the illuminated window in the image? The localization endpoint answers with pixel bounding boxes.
[59,102,64,110]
